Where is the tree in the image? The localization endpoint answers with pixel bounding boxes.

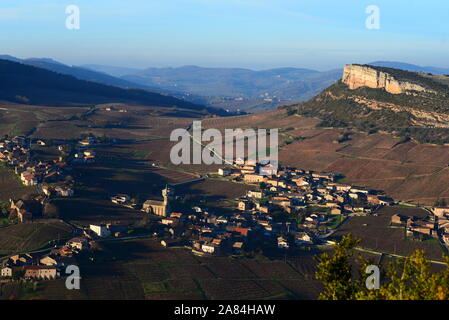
[315,234,362,300]
[0,201,9,216]
[316,234,449,300]
[356,250,449,300]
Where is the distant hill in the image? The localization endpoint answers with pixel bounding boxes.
[81,64,142,77]
[120,65,341,100]
[288,64,449,144]
[0,59,208,111]
[58,60,449,113]
[370,61,449,76]
[0,55,160,92]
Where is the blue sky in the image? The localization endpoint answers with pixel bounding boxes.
[1,0,448,70]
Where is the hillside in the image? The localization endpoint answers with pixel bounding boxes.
[0,55,159,92]
[192,108,449,205]
[123,65,341,99]
[84,65,340,111]
[289,64,449,144]
[0,59,209,111]
[82,62,449,113]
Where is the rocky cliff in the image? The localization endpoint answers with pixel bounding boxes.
[342,64,434,94]
[291,65,449,144]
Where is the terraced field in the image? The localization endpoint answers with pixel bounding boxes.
[331,206,445,261]
[0,167,37,202]
[32,239,323,300]
[0,221,74,255]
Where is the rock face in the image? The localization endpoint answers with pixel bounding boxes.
[342,64,432,94]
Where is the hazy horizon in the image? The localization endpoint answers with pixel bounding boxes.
[4,53,449,73]
[1,0,449,70]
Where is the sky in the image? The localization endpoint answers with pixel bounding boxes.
[1,0,449,70]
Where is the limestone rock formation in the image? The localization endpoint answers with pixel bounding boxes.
[342,64,433,94]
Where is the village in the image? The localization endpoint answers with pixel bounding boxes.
[1,135,449,283]
[0,134,102,281]
[0,135,101,223]
[108,158,449,257]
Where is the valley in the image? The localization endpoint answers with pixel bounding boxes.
[0,61,449,300]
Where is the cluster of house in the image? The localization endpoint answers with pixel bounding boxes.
[104,105,128,113]
[0,237,88,281]
[9,198,45,223]
[135,159,396,254]
[391,207,449,245]
[433,207,449,245]
[0,136,74,187]
[72,137,97,164]
[0,136,78,223]
[0,136,30,167]
[218,161,395,248]
[158,205,253,256]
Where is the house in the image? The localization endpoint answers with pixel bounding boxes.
[89,224,111,237]
[433,207,449,217]
[259,162,278,176]
[111,194,130,204]
[202,243,218,254]
[161,217,178,225]
[331,208,342,215]
[247,190,263,199]
[391,214,406,225]
[161,239,184,248]
[67,237,88,251]
[9,253,34,266]
[54,186,74,197]
[378,196,394,206]
[238,201,252,211]
[79,139,93,147]
[277,236,289,249]
[259,205,271,214]
[350,187,369,194]
[1,266,13,277]
[235,157,245,165]
[243,174,265,183]
[218,167,231,176]
[294,232,313,245]
[325,202,340,208]
[42,185,52,196]
[40,255,76,267]
[292,177,309,187]
[21,173,38,186]
[332,184,352,192]
[232,241,244,254]
[24,266,58,280]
